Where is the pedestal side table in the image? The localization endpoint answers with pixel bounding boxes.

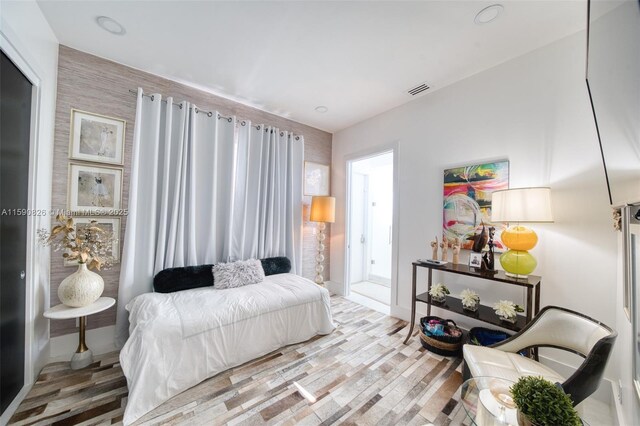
[44,297,115,369]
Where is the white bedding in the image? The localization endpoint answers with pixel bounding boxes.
[119,273,335,425]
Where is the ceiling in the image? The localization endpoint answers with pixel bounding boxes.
[36,1,588,133]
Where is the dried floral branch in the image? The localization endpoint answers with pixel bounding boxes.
[38,214,117,270]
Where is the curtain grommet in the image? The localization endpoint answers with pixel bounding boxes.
[150,95,155,101]
[208,111,213,117]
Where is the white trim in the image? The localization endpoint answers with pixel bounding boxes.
[343,143,400,313]
[0,21,50,419]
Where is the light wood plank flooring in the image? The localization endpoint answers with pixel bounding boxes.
[10,297,464,425]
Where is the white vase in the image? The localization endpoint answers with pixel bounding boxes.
[58,263,104,307]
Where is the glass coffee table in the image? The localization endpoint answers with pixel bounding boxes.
[460,377,518,426]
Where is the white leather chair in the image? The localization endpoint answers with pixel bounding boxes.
[463,306,617,406]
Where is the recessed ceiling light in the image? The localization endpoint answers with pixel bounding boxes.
[96,16,126,35]
[315,106,328,113]
[474,4,504,25]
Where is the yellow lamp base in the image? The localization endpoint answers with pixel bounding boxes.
[499,250,537,278]
[501,225,538,251]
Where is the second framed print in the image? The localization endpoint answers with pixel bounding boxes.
[70,109,125,165]
[68,163,123,214]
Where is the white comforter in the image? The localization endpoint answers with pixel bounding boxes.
[120,273,335,425]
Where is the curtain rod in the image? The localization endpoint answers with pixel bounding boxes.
[127,89,301,140]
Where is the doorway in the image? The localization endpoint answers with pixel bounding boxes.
[346,151,394,309]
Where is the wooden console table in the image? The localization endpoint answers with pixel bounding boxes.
[403,261,541,347]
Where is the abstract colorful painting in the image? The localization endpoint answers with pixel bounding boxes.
[443,161,509,250]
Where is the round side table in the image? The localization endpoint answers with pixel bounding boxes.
[44,297,115,369]
[460,377,517,426]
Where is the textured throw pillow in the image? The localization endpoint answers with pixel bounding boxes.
[212,259,265,289]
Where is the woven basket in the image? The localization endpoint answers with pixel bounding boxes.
[419,316,463,356]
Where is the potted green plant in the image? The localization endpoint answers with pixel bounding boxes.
[510,376,581,426]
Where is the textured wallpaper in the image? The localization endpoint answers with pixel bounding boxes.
[51,46,332,337]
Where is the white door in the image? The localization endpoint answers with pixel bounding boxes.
[367,164,393,285]
[349,173,367,284]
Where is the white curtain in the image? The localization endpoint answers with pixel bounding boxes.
[227,122,304,271]
[116,89,303,346]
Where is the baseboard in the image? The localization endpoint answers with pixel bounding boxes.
[611,379,622,425]
[50,325,117,362]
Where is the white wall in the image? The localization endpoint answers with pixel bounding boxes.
[0,0,58,393]
[331,30,619,383]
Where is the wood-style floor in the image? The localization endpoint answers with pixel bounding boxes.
[9,297,465,426]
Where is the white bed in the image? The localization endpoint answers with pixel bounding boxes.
[119,273,335,425]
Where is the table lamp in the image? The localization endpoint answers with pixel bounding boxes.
[310,196,335,285]
[491,187,553,278]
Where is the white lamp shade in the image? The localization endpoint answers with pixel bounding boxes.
[491,187,553,223]
[310,196,335,223]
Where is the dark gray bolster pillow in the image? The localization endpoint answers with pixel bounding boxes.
[153,256,291,293]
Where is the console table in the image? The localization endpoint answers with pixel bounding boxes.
[403,261,541,348]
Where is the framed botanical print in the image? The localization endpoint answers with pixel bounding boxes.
[68,163,123,214]
[64,217,121,266]
[69,109,125,165]
[304,161,330,196]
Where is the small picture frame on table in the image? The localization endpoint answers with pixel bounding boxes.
[469,252,483,269]
[69,109,125,165]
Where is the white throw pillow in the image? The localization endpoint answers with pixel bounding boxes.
[212,259,265,289]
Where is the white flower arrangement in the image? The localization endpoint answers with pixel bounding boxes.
[429,283,450,301]
[493,300,525,320]
[460,289,480,310]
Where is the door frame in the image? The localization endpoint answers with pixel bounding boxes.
[0,28,46,422]
[344,144,399,308]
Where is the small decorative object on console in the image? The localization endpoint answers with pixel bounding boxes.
[469,222,489,253]
[460,289,480,312]
[451,237,461,264]
[469,252,483,268]
[39,214,116,307]
[430,236,439,260]
[429,282,450,303]
[493,300,524,323]
[440,235,449,261]
[482,226,496,271]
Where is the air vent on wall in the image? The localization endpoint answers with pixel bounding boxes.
[407,82,430,96]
